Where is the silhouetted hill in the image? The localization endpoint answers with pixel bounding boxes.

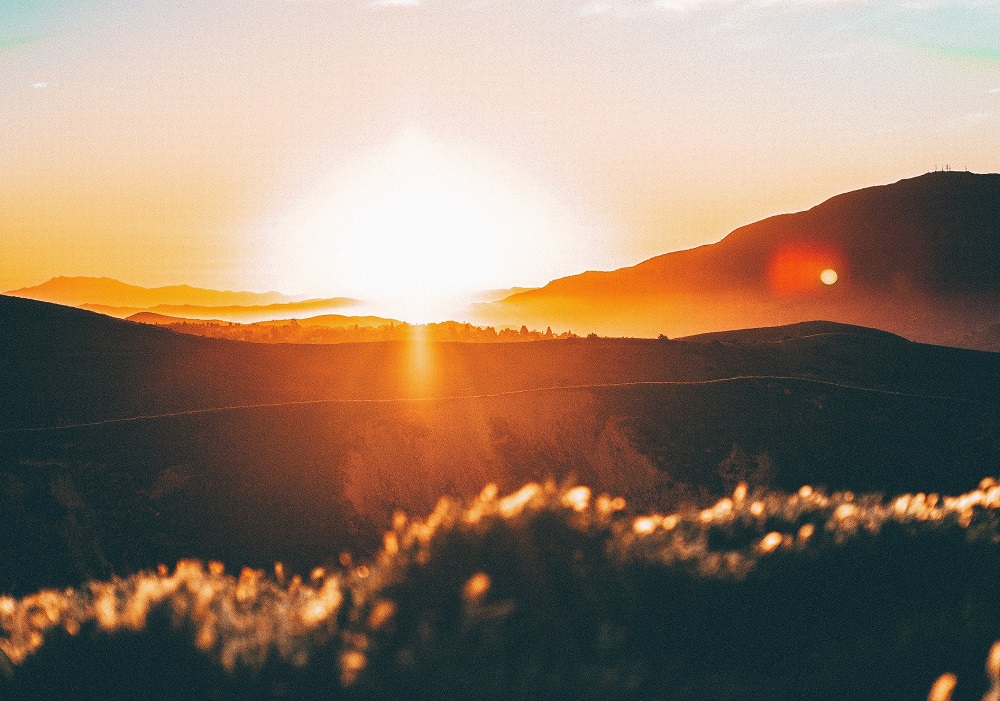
[124,313,568,344]
[950,322,1000,353]
[5,276,295,308]
[2,294,997,594]
[677,320,905,345]
[126,312,400,329]
[479,172,1000,343]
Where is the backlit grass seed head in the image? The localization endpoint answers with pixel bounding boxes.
[562,485,591,512]
[499,483,542,518]
[235,568,262,603]
[834,503,857,521]
[633,516,659,535]
[368,600,396,630]
[928,673,957,701]
[987,640,1000,681]
[463,572,491,601]
[733,482,748,502]
[392,510,409,531]
[340,650,367,686]
[595,494,626,516]
[383,532,399,555]
[479,483,498,502]
[759,532,783,554]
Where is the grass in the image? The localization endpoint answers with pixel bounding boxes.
[3,478,1000,700]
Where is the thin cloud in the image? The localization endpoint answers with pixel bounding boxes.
[575,0,830,19]
[576,0,988,17]
[950,110,998,126]
[370,0,420,7]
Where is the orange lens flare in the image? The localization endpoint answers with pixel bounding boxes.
[767,244,844,294]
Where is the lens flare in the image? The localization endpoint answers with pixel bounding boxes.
[767,244,844,294]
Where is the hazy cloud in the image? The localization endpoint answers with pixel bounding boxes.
[370,0,420,7]
[576,0,992,16]
[954,111,998,124]
[575,0,854,19]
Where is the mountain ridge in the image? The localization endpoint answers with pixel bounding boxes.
[81,299,363,322]
[5,276,297,308]
[479,171,1000,344]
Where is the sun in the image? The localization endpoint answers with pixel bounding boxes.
[820,268,839,285]
[265,131,596,322]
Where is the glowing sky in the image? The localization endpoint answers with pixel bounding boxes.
[2,0,998,311]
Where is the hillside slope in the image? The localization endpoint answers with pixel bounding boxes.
[2,295,998,592]
[479,172,1000,343]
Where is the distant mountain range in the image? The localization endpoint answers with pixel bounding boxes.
[128,311,401,328]
[476,171,1000,347]
[4,277,362,322]
[5,276,295,308]
[81,299,362,322]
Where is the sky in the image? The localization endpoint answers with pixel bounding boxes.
[1,0,998,316]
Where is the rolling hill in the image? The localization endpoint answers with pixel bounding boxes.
[476,171,1000,345]
[124,313,564,344]
[126,312,402,329]
[2,294,997,595]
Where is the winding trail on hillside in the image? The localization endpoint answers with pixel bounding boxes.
[2,373,994,434]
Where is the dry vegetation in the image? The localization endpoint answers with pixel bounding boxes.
[4,478,1000,700]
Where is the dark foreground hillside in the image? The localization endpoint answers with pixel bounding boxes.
[2,296,999,594]
[3,480,1000,701]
